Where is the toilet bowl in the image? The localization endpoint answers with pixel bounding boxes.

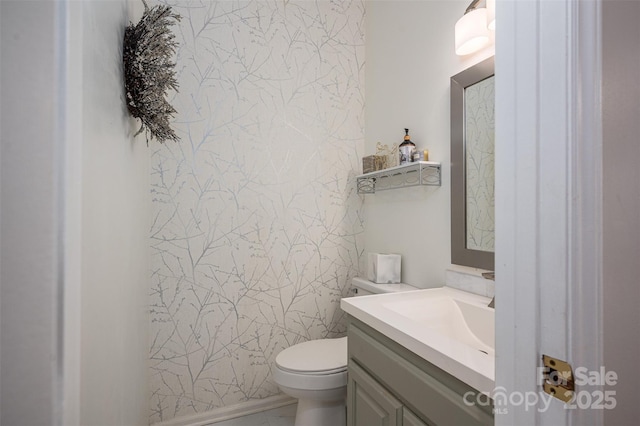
[273,337,348,426]
[272,277,418,426]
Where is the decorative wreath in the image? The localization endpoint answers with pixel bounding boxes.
[123,0,181,143]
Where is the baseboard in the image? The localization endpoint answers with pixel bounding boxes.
[152,394,297,426]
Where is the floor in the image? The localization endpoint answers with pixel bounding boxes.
[209,403,296,426]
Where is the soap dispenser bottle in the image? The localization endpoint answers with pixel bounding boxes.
[399,128,416,165]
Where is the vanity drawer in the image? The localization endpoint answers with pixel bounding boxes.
[348,318,493,426]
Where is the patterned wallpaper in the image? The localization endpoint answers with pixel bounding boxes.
[465,76,495,253]
[148,1,365,423]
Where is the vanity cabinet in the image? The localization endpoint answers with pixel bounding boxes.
[346,318,493,426]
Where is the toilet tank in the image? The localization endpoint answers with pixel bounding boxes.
[350,276,418,296]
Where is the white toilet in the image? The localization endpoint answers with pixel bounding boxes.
[272,277,417,426]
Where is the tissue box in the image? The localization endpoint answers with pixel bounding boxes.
[367,253,401,284]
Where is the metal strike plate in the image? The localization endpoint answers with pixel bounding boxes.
[542,382,574,403]
[542,354,575,403]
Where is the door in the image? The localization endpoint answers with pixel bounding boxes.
[403,408,429,426]
[348,361,403,426]
[495,0,604,425]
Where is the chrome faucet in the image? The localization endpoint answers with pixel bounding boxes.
[481,271,495,308]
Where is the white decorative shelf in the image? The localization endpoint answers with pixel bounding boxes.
[356,161,442,194]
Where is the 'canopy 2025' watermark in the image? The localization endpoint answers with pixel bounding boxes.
[463,366,618,414]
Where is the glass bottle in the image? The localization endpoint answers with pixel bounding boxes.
[399,128,416,165]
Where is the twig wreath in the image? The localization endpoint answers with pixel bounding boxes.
[123,0,181,143]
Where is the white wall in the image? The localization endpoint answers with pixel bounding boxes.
[79,1,149,425]
[1,1,150,424]
[364,1,494,288]
[1,2,63,424]
[603,0,640,423]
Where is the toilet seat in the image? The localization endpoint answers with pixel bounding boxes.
[277,364,347,375]
[273,337,348,391]
[273,365,348,391]
[275,337,347,375]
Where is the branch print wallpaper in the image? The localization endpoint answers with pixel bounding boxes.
[148,1,365,423]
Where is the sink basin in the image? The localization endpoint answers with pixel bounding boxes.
[382,295,495,355]
[341,286,495,394]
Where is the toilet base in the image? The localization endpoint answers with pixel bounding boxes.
[294,397,346,426]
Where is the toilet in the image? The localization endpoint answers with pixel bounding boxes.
[272,277,417,426]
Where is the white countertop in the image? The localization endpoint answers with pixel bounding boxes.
[341,286,495,395]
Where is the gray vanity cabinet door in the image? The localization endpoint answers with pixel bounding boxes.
[348,361,403,426]
[403,408,429,426]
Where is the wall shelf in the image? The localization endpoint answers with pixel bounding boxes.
[356,161,441,194]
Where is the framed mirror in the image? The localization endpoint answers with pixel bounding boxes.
[451,57,495,270]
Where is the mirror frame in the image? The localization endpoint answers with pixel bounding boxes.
[450,56,495,270]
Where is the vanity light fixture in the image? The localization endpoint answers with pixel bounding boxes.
[455,0,491,56]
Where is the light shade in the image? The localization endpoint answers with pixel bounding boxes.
[455,7,490,56]
[487,0,496,30]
